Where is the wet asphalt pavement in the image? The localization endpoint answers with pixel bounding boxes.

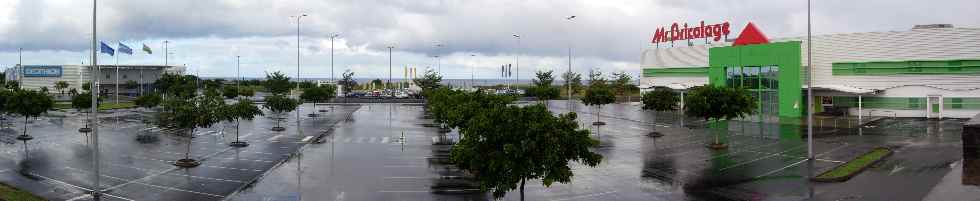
[0,100,973,201]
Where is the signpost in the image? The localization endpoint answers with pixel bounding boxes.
[22,66,63,77]
[651,21,731,45]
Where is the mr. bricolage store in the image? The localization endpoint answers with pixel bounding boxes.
[640,21,980,128]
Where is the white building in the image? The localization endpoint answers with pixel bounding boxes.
[5,64,185,95]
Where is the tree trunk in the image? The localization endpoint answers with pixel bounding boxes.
[235,120,241,142]
[23,116,29,136]
[652,111,657,133]
[520,178,526,201]
[186,128,193,159]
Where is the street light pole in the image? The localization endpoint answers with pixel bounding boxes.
[18,48,22,88]
[237,56,241,95]
[512,34,521,88]
[565,15,576,105]
[164,41,168,66]
[387,46,394,91]
[470,54,476,89]
[434,43,443,73]
[90,0,102,199]
[292,13,307,128]
[330,34,339,82]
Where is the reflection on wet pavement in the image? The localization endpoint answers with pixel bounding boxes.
[1,100,977,200]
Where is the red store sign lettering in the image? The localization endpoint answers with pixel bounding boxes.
[651,21,731,44]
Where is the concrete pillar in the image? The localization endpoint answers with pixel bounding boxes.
[858,95,863,124]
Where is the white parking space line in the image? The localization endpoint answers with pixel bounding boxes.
[369,137,378,143]
[300,136,314,142]
[381,137,390,144]
[267,135,283,141]
[550,190,619,201]
[343,137,352,143]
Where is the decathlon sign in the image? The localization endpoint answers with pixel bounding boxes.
[651,21,731,44]
[23,65,63,77]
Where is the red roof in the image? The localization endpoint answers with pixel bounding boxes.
[732,22,770,46]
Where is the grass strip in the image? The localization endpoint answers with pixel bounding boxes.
[0,182,45,201]
[814,147,892,182]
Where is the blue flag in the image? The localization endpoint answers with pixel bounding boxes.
[118,42,133,55]
[100,42,115,56]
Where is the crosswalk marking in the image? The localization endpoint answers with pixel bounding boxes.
[343,137,352,143]
[381,137,390,144]
[369,137,377,143]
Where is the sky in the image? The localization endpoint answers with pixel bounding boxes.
[0,0,977,79]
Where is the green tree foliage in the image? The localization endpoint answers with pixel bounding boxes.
[39,87,49,94]
[338,70,357,96]
[8,90,54,138]
[370,79,384,89]
[684,85,756,146]
[239,87,255,98]
[264,71,292,95]
[54,81,70,95]
[202,79,225,90]
[300,85,337,113]
[561,71,583,96]
[528,70,560,101]
[582,71,616,124]
[263,94,299,128]
[641,89,678,111]
[154,73,198,98]
[71,92,99,112]
[82,82,92,92]
[641,89,679,136]
[413,68,443,98]
[611,72,633,96]
[222,86,239,99]
[221,99,263,143]
[451,104,602,200]
[135,93,163,109]
[69,88,78,96]
[426,87,515,129]
[684,85,756,121]
[4,81,19,90]
[159,91,225,160]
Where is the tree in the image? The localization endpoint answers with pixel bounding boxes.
[68,88,78,96]
[4,81,19,90]
[55,81,70,95]
[451,104,602,201]
[153,73,197,98]
[611,72,633,96]
[159,92,225,167]
[222,86,239,99]
[221,99,263,147]
[413,68,443,98]
[370,79,383,90]
[39,87,49,94]
[300,85,336,116]
[8,90,55,141]
[82,82,92,92]
[561,71,583,97]
[135,93,163,142]
[684,85,756,149]
[0,90,11,128]
[528,70,560,101]
[239,87,255,99]
[338,70,357,97]
[264,71,292,95]
[263,94,299,131]
[581,71,615,126]
[641,89,679,137]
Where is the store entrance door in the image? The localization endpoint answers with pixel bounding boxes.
[927,95,943,119]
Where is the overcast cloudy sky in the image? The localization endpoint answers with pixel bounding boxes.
[0,0,977,79]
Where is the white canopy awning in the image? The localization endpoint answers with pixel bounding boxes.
[804,84,876,94]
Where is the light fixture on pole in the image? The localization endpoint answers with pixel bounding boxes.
[512,34,521,88]
[565,15,576,105]
[330,33,339,82]
[291,13,307,128]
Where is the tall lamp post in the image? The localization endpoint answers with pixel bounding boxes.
[512,34,521,88]
[806,0,815,198]
[291,13,307,128]
[470,54,476,89]
[387,46,394,91]
[565,15,576,105]
[90,0,102,199]
[330,34,339,82]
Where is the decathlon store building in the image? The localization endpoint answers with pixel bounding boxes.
[640,24,980,119]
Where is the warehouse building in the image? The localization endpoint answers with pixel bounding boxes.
[641,22,980,119]
[5,65,185,96]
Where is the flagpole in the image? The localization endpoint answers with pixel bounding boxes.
[90,0,102,199]
[115,51,119,104]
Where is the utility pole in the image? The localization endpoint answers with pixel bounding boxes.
[565,15,576,104]
[90,0,102,199]
[806,1,815,199]
[387,46,394,91]
[330,34,339,82]
[512,34,521,88]
[237,56,241,95]
[164,41,168,67]
[292,13,307,128]
[18,48,22,88]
